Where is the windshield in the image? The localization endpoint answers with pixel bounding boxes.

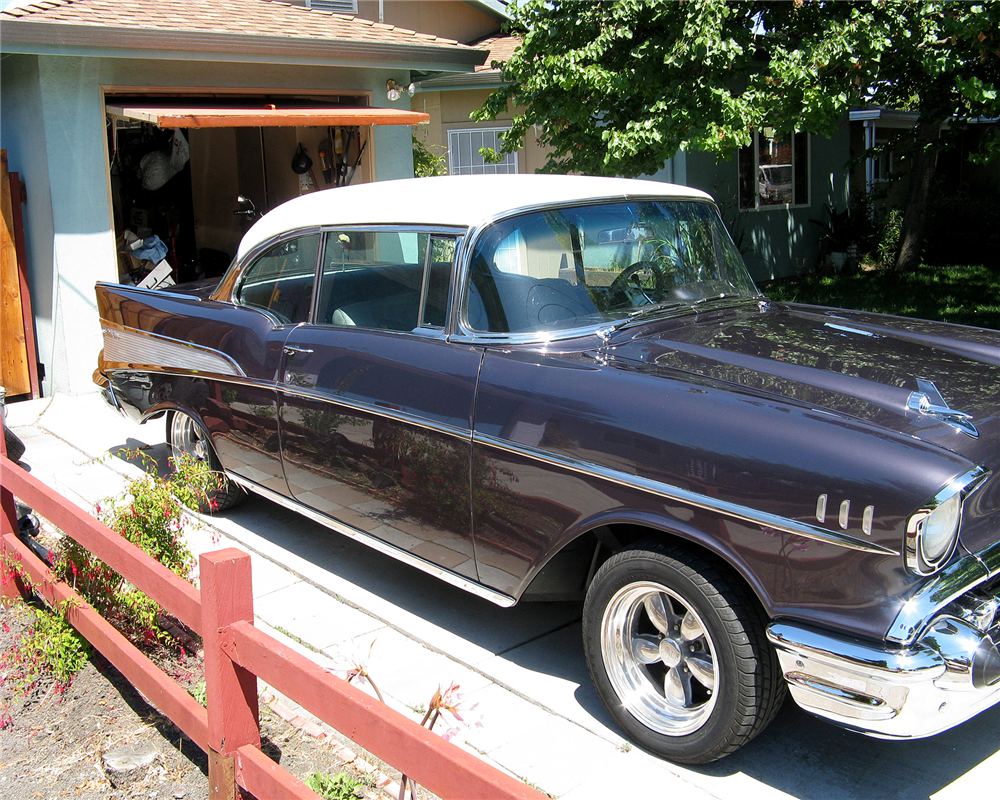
[465,200,758,335]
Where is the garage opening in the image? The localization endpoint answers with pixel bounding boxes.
[104,91,428,286]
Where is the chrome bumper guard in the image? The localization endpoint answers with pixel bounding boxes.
[100,384,127,418]
[768,587,1000,739]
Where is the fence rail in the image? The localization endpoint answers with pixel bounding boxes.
[0,439,546,800]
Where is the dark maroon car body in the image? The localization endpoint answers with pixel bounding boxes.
[95,175,1000,763]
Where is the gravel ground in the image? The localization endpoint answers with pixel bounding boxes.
[0,601,380,800]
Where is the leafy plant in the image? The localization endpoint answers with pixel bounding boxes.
[306,771,365,800]
[327,648,483,800]
[412,134,447,178]
[0,602,90,699]
[51,451,213,644]
[189,680,207,707]
[876,209,903,269]
[398,682,482,800]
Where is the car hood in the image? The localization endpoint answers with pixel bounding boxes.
[608,301,1000,468]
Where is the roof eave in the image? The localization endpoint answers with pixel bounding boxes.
[416,69,504,92]
[466,1,511,21]
[0,21,488,72]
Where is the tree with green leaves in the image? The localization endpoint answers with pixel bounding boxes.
[475,0,1000,272]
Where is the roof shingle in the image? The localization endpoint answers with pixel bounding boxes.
[1,0,474,49]
[469,32,521,72]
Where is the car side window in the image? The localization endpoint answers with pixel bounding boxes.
[318,230,456,332]
[235,235,320,324]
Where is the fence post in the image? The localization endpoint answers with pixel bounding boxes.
[1,433,28,603]
[201,549,260,798]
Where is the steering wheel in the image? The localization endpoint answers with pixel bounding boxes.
[610,260,670,304]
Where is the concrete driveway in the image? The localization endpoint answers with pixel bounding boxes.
[5,393,998,799]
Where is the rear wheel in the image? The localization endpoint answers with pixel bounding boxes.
[167,410,246,512]
[583,541,785,763]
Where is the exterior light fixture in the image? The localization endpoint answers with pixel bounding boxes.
[386,79,417,101]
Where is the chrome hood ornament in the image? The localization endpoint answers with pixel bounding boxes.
[907,378,979,438]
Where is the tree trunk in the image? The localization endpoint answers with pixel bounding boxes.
[893,122,941,272]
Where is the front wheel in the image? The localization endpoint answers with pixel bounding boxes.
[583,541,785,763]
[167,410,246,512]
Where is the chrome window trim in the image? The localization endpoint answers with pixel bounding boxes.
[225,473,515,608]
[101,321,247,378]
[451,196,750,346]
[473,432,899,556]
[234,224,468,330]
[214,226,327,303]
[231,231,324,322]
[279,384,472,442]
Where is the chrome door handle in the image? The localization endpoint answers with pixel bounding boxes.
[283,346,314,356]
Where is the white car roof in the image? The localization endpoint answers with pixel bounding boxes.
[237,174,713,260]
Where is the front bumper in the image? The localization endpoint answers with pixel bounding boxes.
[768,573,1000,739]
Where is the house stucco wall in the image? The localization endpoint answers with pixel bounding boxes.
[0,53,417,395]
[2,54,115,397]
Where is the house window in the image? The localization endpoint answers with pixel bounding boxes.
[738,129,809,210]
[306,0,358,13]
[448,128,519,175]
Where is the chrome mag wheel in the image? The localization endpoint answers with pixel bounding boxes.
[601,581,718,736]
[169,411,210,463]
[166,410,247,513]
[583,542,785,763]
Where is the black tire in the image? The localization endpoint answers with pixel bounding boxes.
[166,410,246,512]
[3,423,26,463]
[582,540,785,764]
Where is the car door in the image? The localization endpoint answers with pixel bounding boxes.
[214,232,322,494]
[277,228,483,582]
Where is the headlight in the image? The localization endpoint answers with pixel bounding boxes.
[921,492,961,564]
[905,467,989,576]
[906,487,964,576]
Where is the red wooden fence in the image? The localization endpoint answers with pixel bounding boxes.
[0,435,547,800]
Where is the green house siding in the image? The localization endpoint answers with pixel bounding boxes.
[682,126,851,282]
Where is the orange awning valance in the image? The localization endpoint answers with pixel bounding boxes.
[106,103,429,129]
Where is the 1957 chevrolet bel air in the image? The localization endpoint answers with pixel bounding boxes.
[95,174,1000,763]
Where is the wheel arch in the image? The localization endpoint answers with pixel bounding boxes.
[517,508,778,620]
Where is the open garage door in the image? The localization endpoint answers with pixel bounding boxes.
[105,101,428,129]
[104,93,429,285]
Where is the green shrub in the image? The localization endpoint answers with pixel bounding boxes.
[51,451,215,644]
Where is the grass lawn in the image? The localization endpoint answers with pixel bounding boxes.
[762,263,1000,331]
